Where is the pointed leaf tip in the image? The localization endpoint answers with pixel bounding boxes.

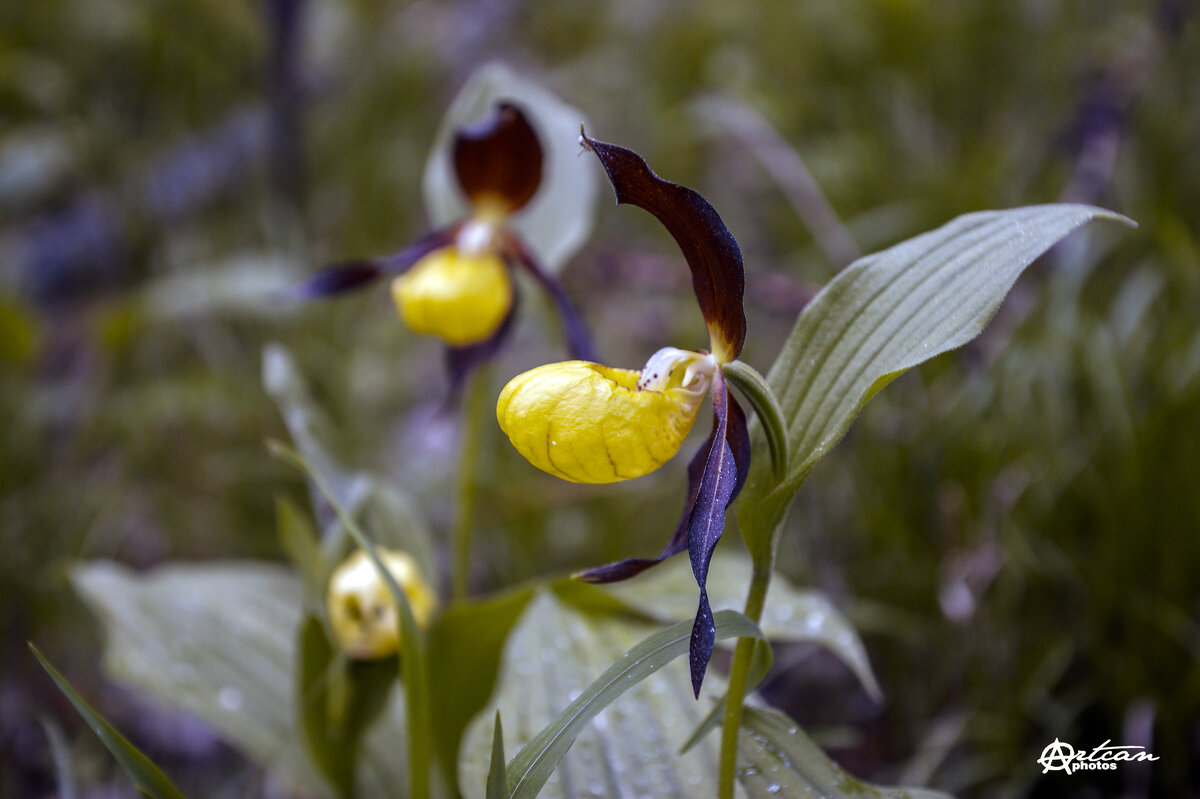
[30,644,189,799]
[739,203,1136,562]
[486,712,506,799]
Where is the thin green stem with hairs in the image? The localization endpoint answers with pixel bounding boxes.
[452,368,490,601]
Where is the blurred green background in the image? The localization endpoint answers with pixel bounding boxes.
[2,0,1198,797]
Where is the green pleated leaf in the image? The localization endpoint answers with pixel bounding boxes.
[428,588,536,795]
[678,638,773,755]
[459,592,760,799]
[459,590,763,799]
[423,62,597,273]
[502,608,762,799]
[72,561,410,798]
[740,204,1134,558]
[604,551,880,699]
[738,706,955,799]
[30,644,189,799]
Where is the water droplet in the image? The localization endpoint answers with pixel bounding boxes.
[218,686,243,711]
[766,782,782,793]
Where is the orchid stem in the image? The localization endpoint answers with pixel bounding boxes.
[451,367,489,602]
[718,557,774,799]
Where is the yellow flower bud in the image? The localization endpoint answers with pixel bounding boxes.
[496,348,715,483]
[326,548,437,660]
[390,246,512,346]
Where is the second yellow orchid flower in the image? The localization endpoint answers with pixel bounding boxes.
[295,72,596,393]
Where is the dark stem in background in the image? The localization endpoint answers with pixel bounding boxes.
[265,0,307,205]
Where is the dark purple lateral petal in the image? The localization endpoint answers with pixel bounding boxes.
[725,390,751,501]
[289,227,454,300]
[688,372,738,697]
[575,422,716,584]
[453,103,544,213]
[288,260,384,298]
[503,231,596,361]
[580,133,746,361]
[442,284,521,405]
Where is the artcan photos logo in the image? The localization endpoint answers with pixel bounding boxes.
[1038,738,1159,774]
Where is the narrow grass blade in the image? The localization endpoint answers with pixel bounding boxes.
[30,645,188,799]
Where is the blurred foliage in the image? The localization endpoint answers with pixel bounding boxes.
[3,0,1198,797]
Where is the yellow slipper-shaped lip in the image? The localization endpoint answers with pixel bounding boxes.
[497,349,714,483]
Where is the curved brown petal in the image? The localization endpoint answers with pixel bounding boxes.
[501,231,596,361]
[453,103,544,213]
[580,132,746,362]
[289,227,455,300]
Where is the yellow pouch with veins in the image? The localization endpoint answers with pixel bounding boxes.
[391,247,512,346]
[497,349,714,483]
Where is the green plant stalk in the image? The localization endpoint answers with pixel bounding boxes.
[717,553,775,799]
[271,442,432,799]
[452,368,490,601]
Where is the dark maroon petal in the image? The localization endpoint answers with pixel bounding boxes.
[453,103,544,213]
[687,371,738,697]
[502,231,596,361]
[443,284,520,404]
[289,260,384,299]
[725,390,751,500]
[289,227,454,300]
[580,133,746,361]
[575,422,716,584]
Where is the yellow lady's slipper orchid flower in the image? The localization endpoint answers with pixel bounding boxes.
[498,131,761,696]
[295,93,595,390]
[326,548,437,660]
[497,348,716,483]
